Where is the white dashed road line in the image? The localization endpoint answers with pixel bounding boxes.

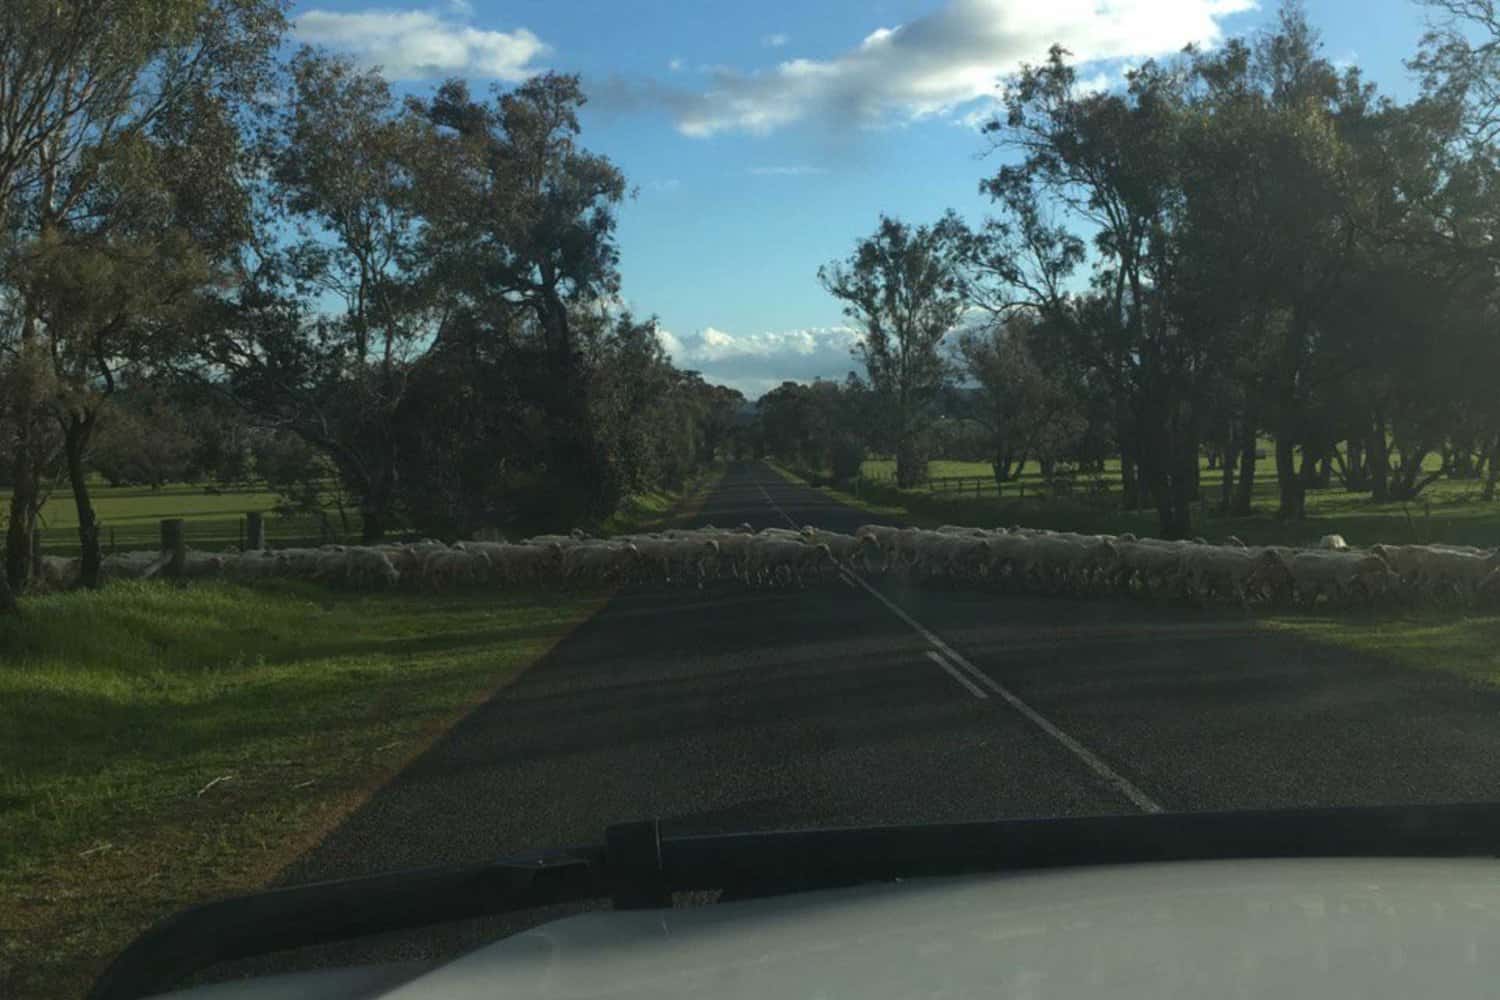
[754,475,1165,816]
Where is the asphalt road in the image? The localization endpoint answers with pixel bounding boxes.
[219,461,1500,979]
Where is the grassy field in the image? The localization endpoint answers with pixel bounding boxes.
[3,480,342,557]
[837,451,1500,550]
[0,581,610,1000]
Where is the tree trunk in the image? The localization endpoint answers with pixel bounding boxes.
[360,504,386,545]
[1316,455,1332,489]
[991,449,1010,490]
[1120,454,1140,511]
[1367,413,1390,502]
[1276,435,1305,519]
[895,435,924,489]
[992,449,1010,484]
[1219,442,1236,514]
[1299,446,1319,488]
[1232,423,1256,516]
[5,425,36,591]
[64,414,102,589]
[0,570,15,614]
[1484,432,1500,502]
[1341,438,1366,491]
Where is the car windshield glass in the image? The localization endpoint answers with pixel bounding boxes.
[7,1,1500,997]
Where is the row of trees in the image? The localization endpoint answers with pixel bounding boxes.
[0,0,741,604]
[769,2,1500,539]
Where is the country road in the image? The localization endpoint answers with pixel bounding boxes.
[227,461,1500,980]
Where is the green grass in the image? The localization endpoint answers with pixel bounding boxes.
[798,450,1500,550]
[1266,612,1500,688]
[0,579,607,1000]
[2,480,341,556]
[598,464,726,536]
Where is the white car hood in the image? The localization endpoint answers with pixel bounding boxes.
[178,858,1500,999]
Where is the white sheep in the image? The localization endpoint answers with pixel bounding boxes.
[1289,551,1395,605]
[562,542,640,585]
[419,548,491,588]
[1180,546,1292,607]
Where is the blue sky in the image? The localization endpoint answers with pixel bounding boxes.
[291,0,1436,398]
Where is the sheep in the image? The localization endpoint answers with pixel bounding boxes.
[1289,551,1396,605]
[981,532,1035,587]
[479,542,563,586]
[1180,546,1292,607]
[525,534,584,549]
[429,548,493,588]
[100,550,170,582]
[327,547,400,589]
[36,555,80,590]
[620,536,714,585]
[1021,534,1118,594]
[1111,540,1187,598]
[562,542,639,585]
[936,525,992,537]
[803,529,878,572]
[744,537,834,587]
[911,532,990,583]
[1398,545,1500,600]
[181,551,228,581]
[1319,534,1349,551]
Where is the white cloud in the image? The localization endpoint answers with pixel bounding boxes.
[293,8,548,81]
[656,325,865,398]
[668,57,685,72]
[763,33,790,48]
[444,0,472,14]
[650,178,682,192]
[748,165,829,176]
[658,0,1254,136]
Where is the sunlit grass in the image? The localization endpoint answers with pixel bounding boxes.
[1266,612,1500,687]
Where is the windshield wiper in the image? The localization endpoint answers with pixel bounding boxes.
[90,801,1500,1000]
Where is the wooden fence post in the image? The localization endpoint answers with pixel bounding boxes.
[161,519,186,580]
[246,511,265,551]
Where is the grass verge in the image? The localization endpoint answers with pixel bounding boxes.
[597,463,726,536]
[1264,612,1500,688]
[0,581,608,1000]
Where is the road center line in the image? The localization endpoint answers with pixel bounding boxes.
[753,475,1165,816]
[926,650,988,700]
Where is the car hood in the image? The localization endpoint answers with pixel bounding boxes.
[166,857,1500,999]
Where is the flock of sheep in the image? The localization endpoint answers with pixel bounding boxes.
[857,526,1500,607]
[33,522,1500,608]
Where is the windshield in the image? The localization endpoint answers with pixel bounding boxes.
[6,1,1500,997]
